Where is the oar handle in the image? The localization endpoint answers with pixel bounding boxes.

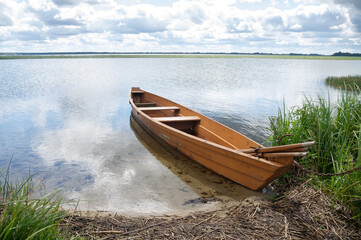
[240,141,316,154]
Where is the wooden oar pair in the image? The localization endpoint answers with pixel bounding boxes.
[239,141,316,158]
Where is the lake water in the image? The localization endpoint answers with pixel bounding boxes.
[1,57,360,214]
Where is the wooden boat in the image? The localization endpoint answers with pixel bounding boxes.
[129,87,311,191]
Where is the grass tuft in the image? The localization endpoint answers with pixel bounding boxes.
[268,91,361,223]
[0,162,67,240]
[325,75,361,91]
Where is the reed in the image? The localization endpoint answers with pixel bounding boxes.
[0,164,67,239]
[268,91,361,222]
[326,75,361,91]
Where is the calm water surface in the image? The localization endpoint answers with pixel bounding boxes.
[1,58,360,214]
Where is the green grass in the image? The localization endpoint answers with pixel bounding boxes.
[0,163,67,239]
[268,91,361,223]
[1,54,361,60]
[326,75,361,90]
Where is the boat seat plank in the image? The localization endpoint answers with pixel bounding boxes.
[132,91,144,94]
[138,106,180,111]
[153,116,201,122]
[135,103,156,107]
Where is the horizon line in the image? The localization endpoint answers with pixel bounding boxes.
[1,51,361,56]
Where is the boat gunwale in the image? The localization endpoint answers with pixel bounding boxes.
[129,90,288,170]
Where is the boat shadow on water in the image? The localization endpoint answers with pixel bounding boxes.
[129,115,264,202]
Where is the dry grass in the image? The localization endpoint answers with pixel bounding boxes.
[62,181,360,239]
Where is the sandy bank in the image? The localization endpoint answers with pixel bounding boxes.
[62,181,360,239]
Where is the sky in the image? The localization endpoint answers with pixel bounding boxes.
[0,0,360,54]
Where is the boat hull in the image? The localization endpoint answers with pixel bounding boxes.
[130,89,293,191]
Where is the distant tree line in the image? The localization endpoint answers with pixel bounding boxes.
[332,51,361,57]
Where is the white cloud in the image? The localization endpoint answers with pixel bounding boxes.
[0,0,359,53]
[28,0,55,11]
[290,23,302,30]
[239,0,261,2]
[52,0,113,6]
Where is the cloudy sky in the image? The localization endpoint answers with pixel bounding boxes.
[0,0,360,54]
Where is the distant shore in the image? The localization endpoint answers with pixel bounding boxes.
[1,54,361,60]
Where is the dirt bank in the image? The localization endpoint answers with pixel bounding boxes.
[62,180,360,239]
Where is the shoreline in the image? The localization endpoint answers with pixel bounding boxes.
[63,190,271,218]
[1,54,361,60]
[62,181,361,239]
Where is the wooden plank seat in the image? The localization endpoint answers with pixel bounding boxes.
[135,102,156,107]
[138,106,180,112]
[153,116,201,122]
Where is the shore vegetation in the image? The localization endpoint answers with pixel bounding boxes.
[0,164,67,240]
[268,90,361,223]
[326,75,361,90]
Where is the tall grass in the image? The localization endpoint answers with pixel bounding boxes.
[268,91,361,223]
[0,164,67,239]
[326,75,361,90]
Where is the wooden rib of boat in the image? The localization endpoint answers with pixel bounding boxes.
[129,87,296,191]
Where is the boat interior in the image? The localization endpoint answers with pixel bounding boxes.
[131,87,253,150]
[132,88,199,135]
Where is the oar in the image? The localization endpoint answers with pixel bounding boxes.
[254,152,308,158]
[239,141,316,154]
[248,147,310,153]
[283,147,309,152]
